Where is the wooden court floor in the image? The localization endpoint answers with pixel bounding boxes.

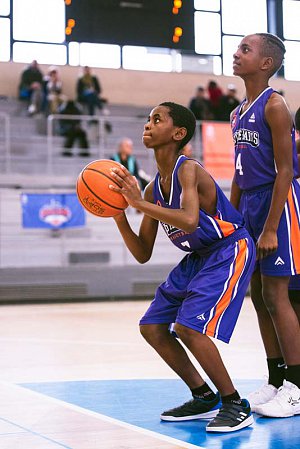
[0,299,298,449]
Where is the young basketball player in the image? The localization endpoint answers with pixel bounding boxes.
[109,102,256,432]
[230,33,300,418]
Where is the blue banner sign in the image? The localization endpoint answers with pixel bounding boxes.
[21,193,86,228]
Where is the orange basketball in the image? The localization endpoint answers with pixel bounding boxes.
[76,159,128,217]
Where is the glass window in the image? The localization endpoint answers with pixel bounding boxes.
[0,0,10,16]
[79,43,121,69]
[284,40,300,81]
[213,56,222,75]
[222,34,243,76]
[123,46,173,72]
[194,0,220,11]
[221,0,267,35]
[13,42,67,65]
[13,0,65,43]
[0,18,10,61]
[283,0,300,40]
[194,12,221,55]
[68,42,80,66]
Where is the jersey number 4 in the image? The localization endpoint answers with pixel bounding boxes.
[236,153,243,175]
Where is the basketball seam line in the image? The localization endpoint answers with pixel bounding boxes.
[79,173,125,211]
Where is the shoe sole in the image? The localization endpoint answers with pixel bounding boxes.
[256,409,300,418]
[160,409,219,421]
[206,415,254,432]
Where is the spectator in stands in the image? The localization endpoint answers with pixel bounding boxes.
[207,80,223,120]
[188,86,212,121]
[58,100,90,157]
[76,66,108,117]
[18,60,45,116]
[44,66,67,115]
[111,137,151,190]
[218,84,240,122]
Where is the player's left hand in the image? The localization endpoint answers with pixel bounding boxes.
[256,229,278,260]
[109,166,143,208]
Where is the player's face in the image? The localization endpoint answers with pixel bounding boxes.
[233,35,264,77]
[142,106,177,149]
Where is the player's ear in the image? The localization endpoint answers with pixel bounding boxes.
[261,56,273,72]
[174,127,187,143]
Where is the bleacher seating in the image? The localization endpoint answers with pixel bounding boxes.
[0,99,182,302]
[0,96,230,303]
[0,96,155,186]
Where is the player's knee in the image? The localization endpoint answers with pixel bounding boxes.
[261,288,280,315]
[173,323,196,341]
[139,323,168,345]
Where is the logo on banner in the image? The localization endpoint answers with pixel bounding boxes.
[39,199,72,227]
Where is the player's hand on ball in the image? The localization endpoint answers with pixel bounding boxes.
[109,166,142,208]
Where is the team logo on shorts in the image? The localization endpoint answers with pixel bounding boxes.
[196,313,206,321]
[275,257,285,266]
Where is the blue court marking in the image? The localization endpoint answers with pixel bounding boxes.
[0,416,73,448]
[20,379,300,449]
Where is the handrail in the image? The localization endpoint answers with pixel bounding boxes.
[0,112,11,173]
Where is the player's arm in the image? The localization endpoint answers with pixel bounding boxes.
[229,107,243,210]
[110,161,200,233]
[230,178,242,210]
[113,182,158,264]
[257,94,294,259]
[296,139,300,176]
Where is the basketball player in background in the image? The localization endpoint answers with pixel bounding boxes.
[109,102,256,432]
[230,33,300,418]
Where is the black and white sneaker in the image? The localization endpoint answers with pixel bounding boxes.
[160,393,221,421]
[206,399,253,432]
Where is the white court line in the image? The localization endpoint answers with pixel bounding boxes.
[0,381,204,449]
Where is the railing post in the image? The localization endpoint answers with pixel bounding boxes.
[47,115,54,175]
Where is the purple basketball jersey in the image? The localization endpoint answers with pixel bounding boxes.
[152,155,247,252]
[231,87,299,190]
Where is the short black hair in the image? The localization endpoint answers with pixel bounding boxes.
[255,33,286,76]
[295,107,300,132]
[159,102,196,150]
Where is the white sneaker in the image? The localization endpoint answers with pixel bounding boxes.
[256,380,300,417]
[248,382,278,413]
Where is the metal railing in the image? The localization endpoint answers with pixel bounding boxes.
[0,112,11,173]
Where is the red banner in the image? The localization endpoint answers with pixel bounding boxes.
[202,122,235,180]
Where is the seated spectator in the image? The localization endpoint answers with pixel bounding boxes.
[110,137,151,190]
[76,66,108,117]
[44,66,67,114]
[188,86,212,121]
[218,84,240,121]
[18,60,45,115]
[207,80,223,120]
[58,100,90,157]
